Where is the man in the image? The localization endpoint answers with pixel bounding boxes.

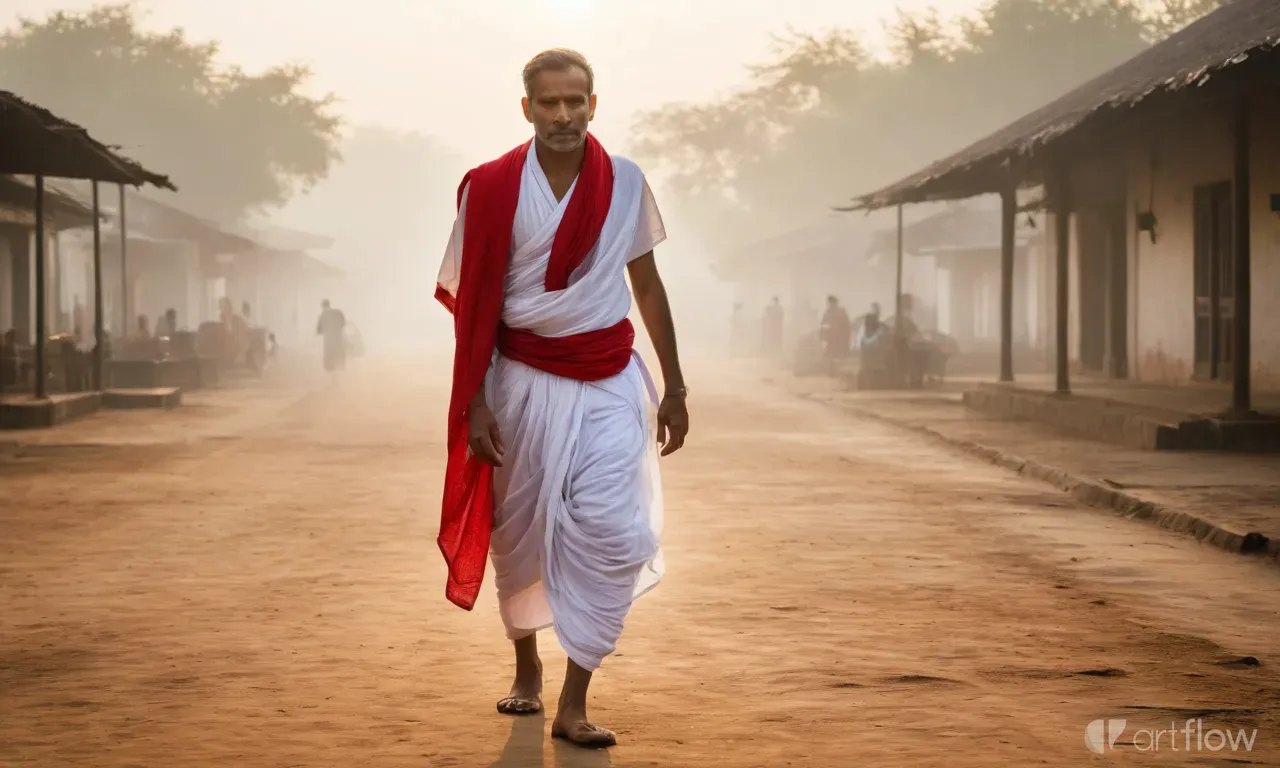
[857,307,886,349]
[762,296,784,358]
[819,295,852,372]
[154,308,178,339]
[434,48,688,749]
[316,299,346,376]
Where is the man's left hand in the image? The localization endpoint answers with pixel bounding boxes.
[656,392,688,457]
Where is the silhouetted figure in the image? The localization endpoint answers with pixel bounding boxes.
[762,296,784,358]
[819,295,852,372]
[316,299,347,376]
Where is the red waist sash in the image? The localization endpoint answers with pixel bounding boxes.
[498,317,636,380]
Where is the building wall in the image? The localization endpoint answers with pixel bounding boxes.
[1117,103,1280,388]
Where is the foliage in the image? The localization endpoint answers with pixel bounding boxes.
[629,0,1225,252]
[0,3,342,221]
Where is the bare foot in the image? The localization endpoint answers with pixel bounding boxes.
[496,663,542,714]
[551,713,616,748]
[497,638,543,715]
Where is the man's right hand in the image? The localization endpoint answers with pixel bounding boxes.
[467,402,505,467]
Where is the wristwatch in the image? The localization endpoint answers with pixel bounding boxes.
[666,385,689,399]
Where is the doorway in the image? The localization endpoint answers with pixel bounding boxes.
[1077,202,1128,377]
[1193,181,1233,380]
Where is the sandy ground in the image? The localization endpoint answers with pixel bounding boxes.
[1,355,1279,767]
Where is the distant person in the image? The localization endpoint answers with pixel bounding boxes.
[154,308,178,338]
[762,296,784,357]
[134,314,150,339]
[316,299,346,376]
[217,297,239,363]
[72,295,86,346]
[852,302,880,342]
[858,310,887,349]
[819,295,852,371]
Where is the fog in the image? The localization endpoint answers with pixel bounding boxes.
[1,0,1215,370]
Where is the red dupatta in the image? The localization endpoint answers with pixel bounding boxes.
[434,133,621,610]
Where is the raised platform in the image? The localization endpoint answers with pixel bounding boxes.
[0,392,103,429]
[109,357,217,390]
[964,383,1280,451]
[103,387,182,410]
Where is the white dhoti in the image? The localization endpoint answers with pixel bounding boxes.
[437,143,667,671]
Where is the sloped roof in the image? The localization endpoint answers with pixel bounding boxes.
[0,90,174,189]
[0,174,97,228]
[866,201,1038,256]
[851,0,1280,210]
[123,193,257,254]
[273,249,344,278]
[235,222,335,251]
[728,212,885,266]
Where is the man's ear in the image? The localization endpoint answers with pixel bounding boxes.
[521,96,533,123]
[588,93,597,121]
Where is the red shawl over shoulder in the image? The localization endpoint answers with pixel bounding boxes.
[434,133,633,610]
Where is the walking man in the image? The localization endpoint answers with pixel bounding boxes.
[434,48,688,748]
[316,299,346,379]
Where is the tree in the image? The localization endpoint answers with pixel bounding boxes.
[273,124,467,343]
[1145,0,1225,39]
[629,0,1222,254]
[0,4,342,221]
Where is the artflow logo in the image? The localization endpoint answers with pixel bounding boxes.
[1085,718,1258,754]
[1085,719,1126,753]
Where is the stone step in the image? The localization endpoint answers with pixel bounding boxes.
[964,385,1280,451]
[103,387,182,410]
[0,392,103,429]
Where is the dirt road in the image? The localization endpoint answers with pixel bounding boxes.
[2,357,1278,767]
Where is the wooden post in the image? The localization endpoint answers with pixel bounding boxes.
[895,203,905,383]
[999,185,1016,382]
[119,184,129,335]
[33,176,48,399]
[1054,169,1071,395]
[92,182,105,391]
[1230,93,1252,414]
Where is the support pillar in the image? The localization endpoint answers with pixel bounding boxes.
[999,185,1016,382]
[894,203,905,384]
[34,176,47,399]
[119,184,129,335]
[92,182,105,391]
[1053,169,1071,395]
[1230,93,1252,415]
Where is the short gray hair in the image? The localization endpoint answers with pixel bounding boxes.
[522,49,594,97]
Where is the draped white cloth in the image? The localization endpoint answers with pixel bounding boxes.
[436,142,667,671]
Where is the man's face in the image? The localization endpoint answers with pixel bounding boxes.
[522,67,596,153]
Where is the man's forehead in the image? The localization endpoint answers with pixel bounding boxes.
[530,67,591,97]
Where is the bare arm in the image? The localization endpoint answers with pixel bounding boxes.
[627,251,684,393]
[628,251,688,455]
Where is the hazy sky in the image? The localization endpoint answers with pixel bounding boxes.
[8,0,984,165]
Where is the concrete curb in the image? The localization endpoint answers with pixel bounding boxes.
[817,398,1280,566]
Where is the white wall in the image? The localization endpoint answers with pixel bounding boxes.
[1119,103,1280,388]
